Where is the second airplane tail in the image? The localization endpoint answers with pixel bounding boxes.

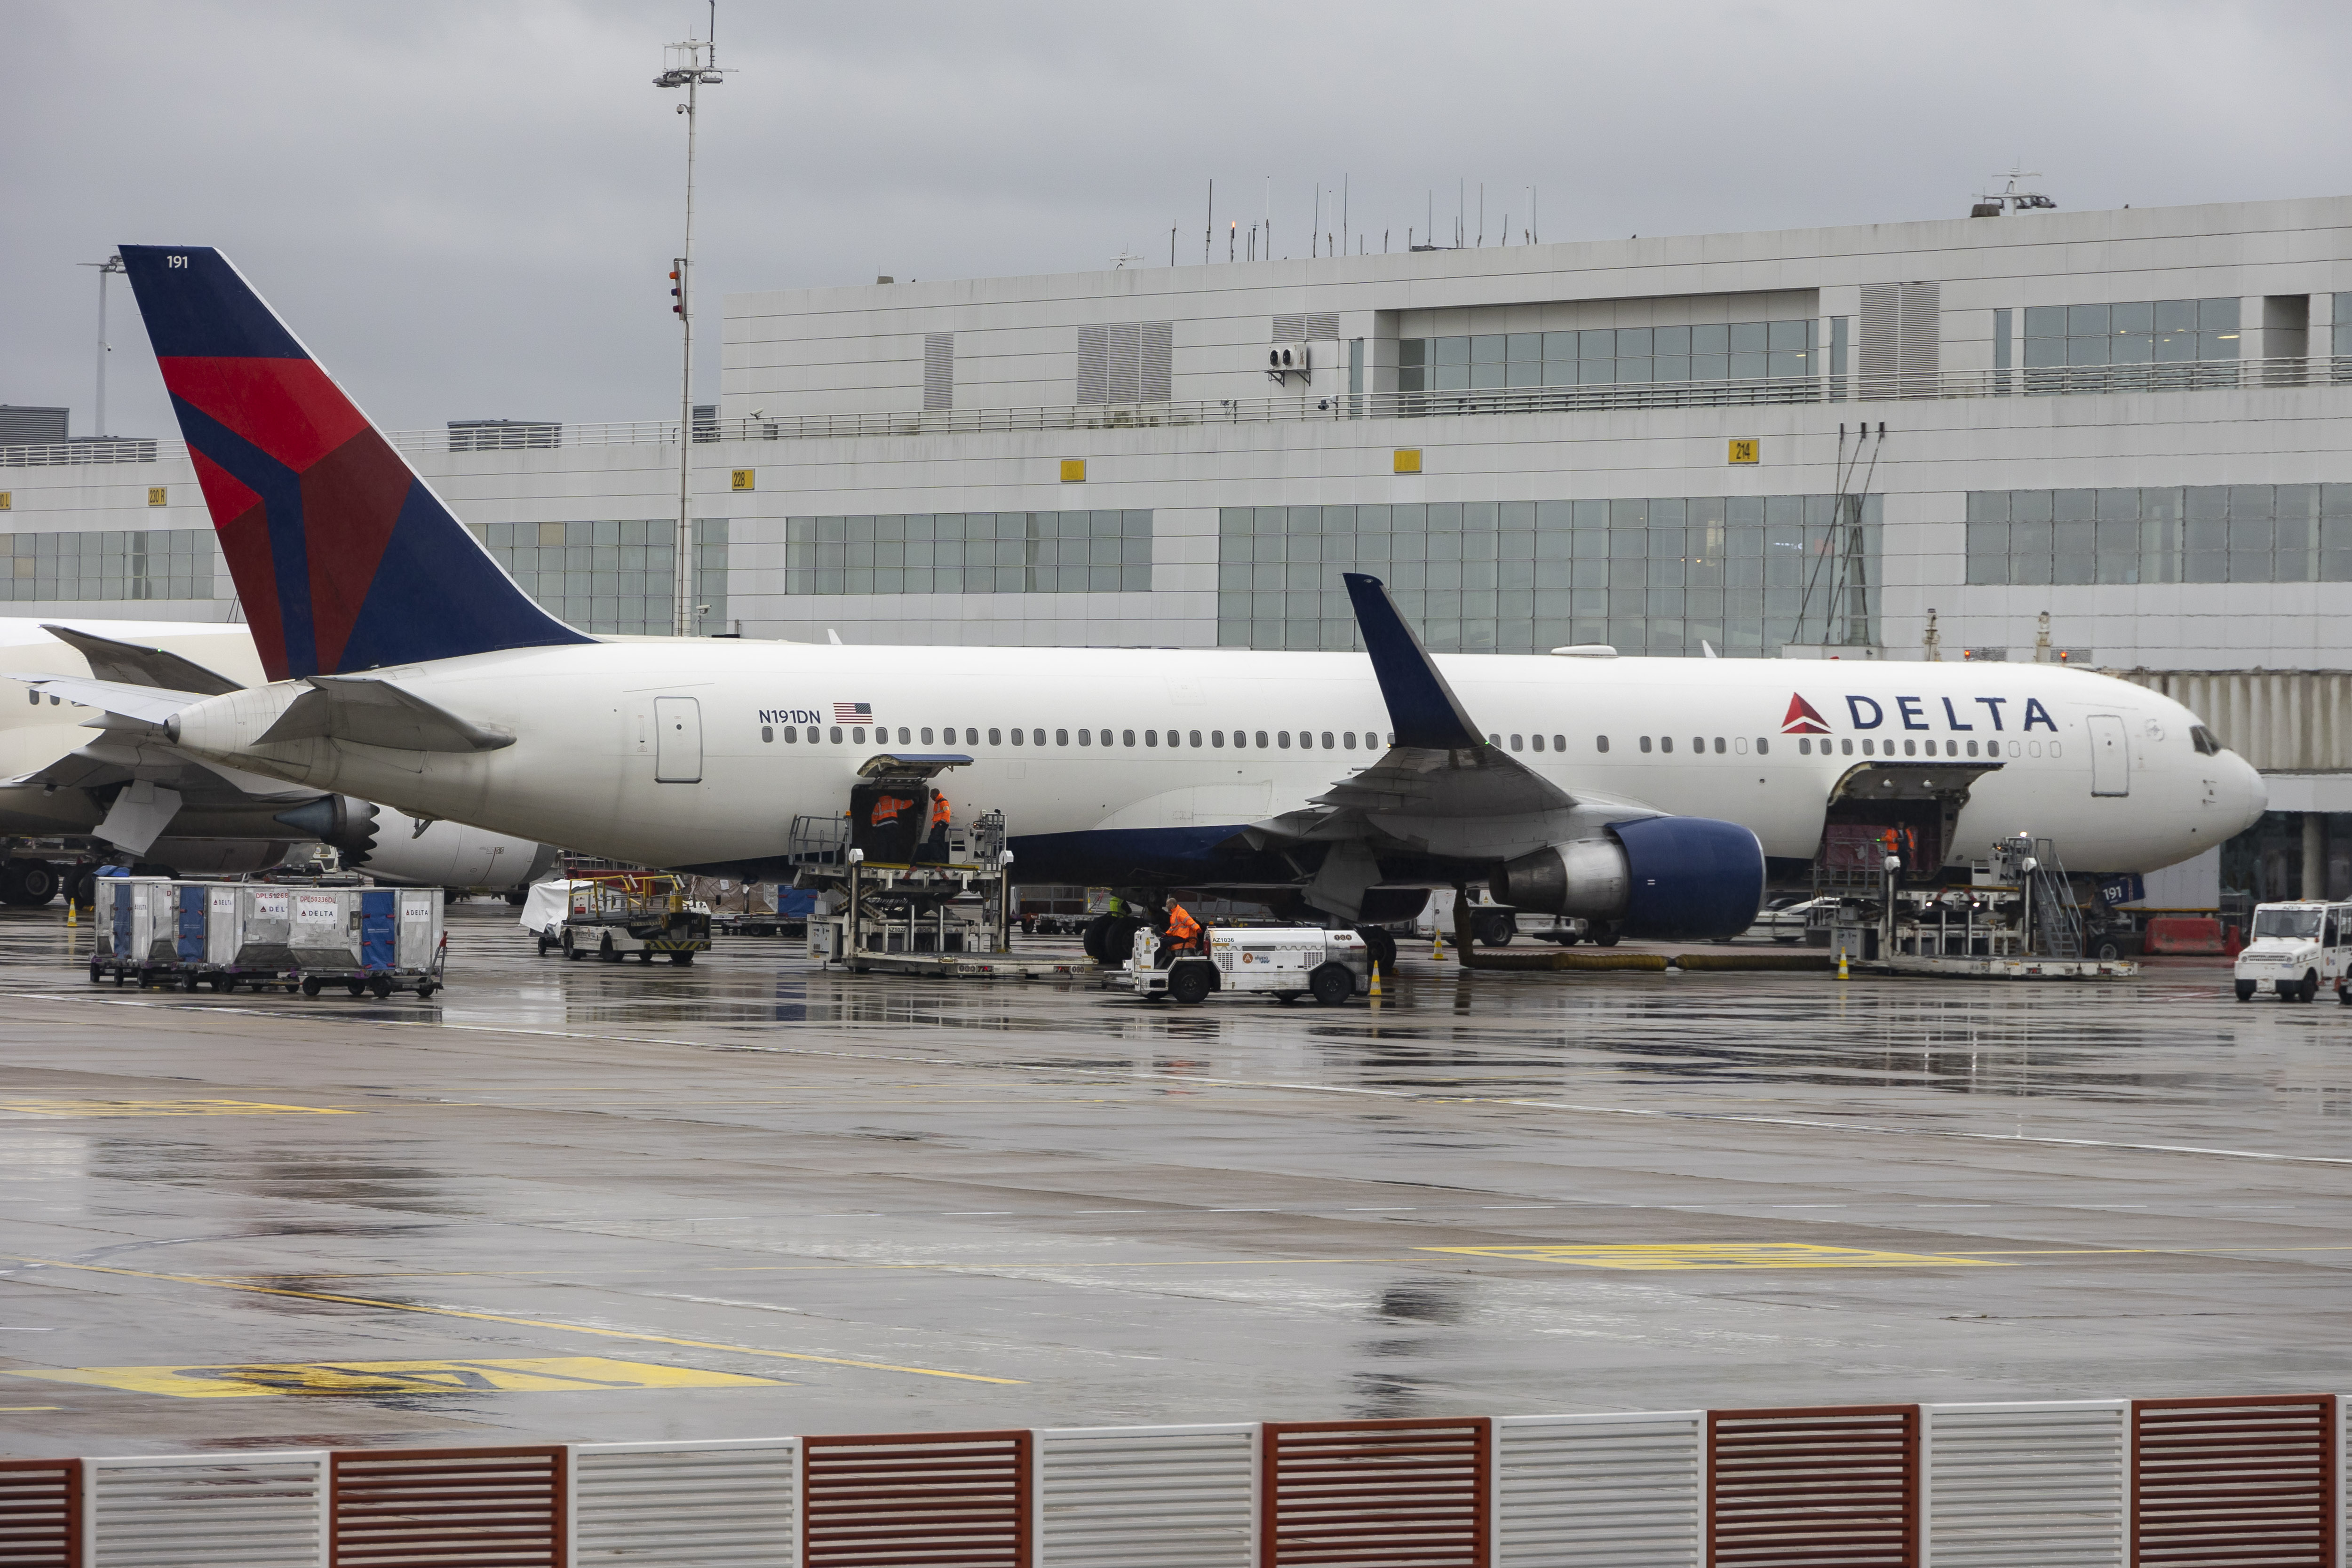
[119,246,593,683]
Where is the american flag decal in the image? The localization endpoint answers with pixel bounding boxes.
[833,702,874,724]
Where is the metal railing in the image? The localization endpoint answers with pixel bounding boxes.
[5,356,2348,469]
[14,1390,2341,1567]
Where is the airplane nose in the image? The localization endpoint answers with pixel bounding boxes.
[2230,752,2267,836]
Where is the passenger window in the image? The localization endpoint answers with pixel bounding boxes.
[1487,732,1501,746]
[1861,739,1873,755]
[1033,729,1045,746]
[1799,738,1810,754]
[1691,737,1702,754]
[853,727,866,743]
[1078,729,1091,746]
[1122,729,1136,747]
[761,725,774,743]
[1343,732,1357,749]
[987,728,1001,745]
[1597,735,1610,753]
[1256,731,1270,748]
[1145,730,1158,747]
[1530,734,1544,752]
[1190,730,1203,748]
[1640,736,1652,753]
[1212,730,1225,747]
[1010,727,1025,746]
[1320,731,1334,748]
[1714,737,1726,754]
[830,726,843,743]
[1055,728,1068,746]
[1842,738,1854,755]
[1510,734,1523,751]
[1662,736,1674,753]
[1755,737,1767,755]
[920,727,933,744]
[807,726,821,743]
[1278,732,1291,748]
[897,726,910,743]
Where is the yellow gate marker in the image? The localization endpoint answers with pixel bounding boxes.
[1368,962,1382,1002]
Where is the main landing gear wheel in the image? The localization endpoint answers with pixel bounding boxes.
[1308,963,1353,1007]
[1168,964,1212,1004]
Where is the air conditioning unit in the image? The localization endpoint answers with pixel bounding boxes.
[1267,342,1311,382]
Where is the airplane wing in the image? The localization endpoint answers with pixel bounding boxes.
[1318,573,1580,819]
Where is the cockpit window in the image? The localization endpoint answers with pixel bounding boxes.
[2190,724,2221,756]
[2253,908,2323,940]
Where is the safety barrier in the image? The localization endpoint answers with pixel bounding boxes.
[15,1393,2345,1565]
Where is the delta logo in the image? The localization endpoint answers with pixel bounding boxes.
[1780,694,1831,734]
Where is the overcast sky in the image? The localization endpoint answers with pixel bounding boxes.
[6,0,2349,438]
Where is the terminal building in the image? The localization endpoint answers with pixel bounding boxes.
[8,192,2352,903]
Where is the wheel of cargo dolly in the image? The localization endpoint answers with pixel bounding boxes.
[1169,963,1212,1005]
[535,935,551,955]
[1308,963,1354,1007]
[344,980,366,997]
[301,977,323,997]
[87,962,102,984]
[369,976,393,1000]
[417,980,439,1000]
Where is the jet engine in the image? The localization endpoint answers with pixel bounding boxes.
[1491,816,1764,940]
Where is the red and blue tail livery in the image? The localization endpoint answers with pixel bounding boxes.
[119,246,592,681]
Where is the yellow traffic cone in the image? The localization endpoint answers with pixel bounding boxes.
[1837,947,1849,979]
[1369,961,1383,1002]
[65,899,75,928]
[1430,928,1445,962]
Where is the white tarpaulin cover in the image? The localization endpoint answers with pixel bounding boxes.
[519,879,585,936]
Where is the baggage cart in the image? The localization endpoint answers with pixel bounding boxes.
[88,876,179,985]
[288,887,447,998]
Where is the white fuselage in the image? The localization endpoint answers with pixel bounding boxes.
[162,640,2266,883]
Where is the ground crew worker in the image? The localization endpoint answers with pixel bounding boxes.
[1155,900,1202,968]
[869,793,913,828]
[929,792,952,838]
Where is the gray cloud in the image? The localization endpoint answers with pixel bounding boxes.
[5,0,2347,437]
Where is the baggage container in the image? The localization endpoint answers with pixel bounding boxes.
[88,879,447,998]
[89,876,179,985]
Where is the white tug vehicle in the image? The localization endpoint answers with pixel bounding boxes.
[2232,900,2352,1003]
[1123,925,1370,1006]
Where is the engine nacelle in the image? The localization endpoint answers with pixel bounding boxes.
[1493,816,1764,940]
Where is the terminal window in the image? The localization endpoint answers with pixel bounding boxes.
[784,510,1152,596]
[1398,321,1815,393]
[1966,486,2352,585]
[469,518,726,635]
[2020,299,2239,393]
[1216,495,1879,657]
[0,527,214,602]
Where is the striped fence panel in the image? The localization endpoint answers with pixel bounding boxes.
[572,1439,797,1566]
[1262,1417,1491,1567]
[89,1454,323,1568]
[1922,1402,2125,1568]
[329,1446,564,1568]
[1708,1404,1919,1568]
[0,1459,79,1568]
[802,1429,1030,1568]
[1036,1423,1254,1567]
[2131,1394,2336,1568]
[1495,1411,1703,1567]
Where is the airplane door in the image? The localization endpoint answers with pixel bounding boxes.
[2087,713,2129,796]
[654,697,703,783]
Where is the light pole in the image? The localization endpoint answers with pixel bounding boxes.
[77,255,126,438]
[654,12,725,637]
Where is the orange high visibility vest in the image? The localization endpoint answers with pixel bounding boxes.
[931,794,952,828]
[1166,905,1200,943]
[870,794,914,827]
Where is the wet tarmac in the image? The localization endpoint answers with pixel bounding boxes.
[0,903,2343,1452]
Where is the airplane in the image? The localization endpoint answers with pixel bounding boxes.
[0,616,558,904]
[15,245,2262,947]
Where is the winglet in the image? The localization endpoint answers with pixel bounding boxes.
[1342,573,1484,750]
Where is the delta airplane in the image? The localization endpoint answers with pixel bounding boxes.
[19,246,2263,942]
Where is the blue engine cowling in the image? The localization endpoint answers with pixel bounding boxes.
[1610,816,1765,939]
[1493,816,1764,940]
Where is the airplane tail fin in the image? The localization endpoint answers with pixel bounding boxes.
[118,246,593,682]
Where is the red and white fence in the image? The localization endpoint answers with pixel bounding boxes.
[9,1392,2339,1566]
